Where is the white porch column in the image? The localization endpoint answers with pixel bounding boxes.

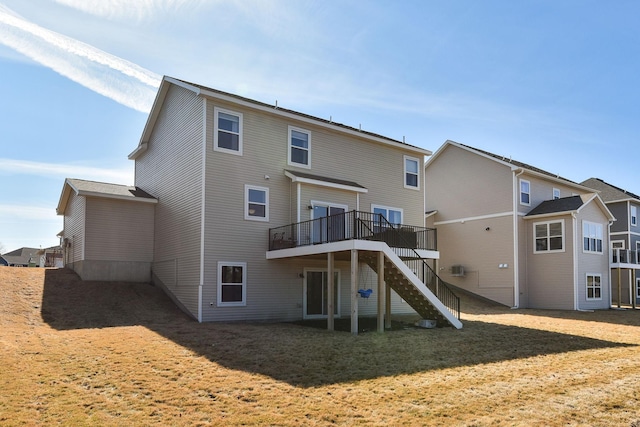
[351,249,359,335]
[377,251,385,333]
[327,252,335,331]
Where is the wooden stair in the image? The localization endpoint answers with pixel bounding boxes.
[361,252,457,328]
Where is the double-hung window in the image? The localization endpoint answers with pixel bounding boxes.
[553,188,560,200]
[245,185,269,221]
[217,262,246,306]
[288,126,311,168]
[372,205,403,231]
[583,221,603,253]
[534,220,564,253]
[214,107,243,155]
[520,179,531,206]
[404,156,419,189]
[586,274,602,300]
[632,205,637,226]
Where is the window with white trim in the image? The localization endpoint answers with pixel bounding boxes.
[288,126,311,168]
[553,188,560,200]
[217,262,246,306]
[632,205,637,226]
[244,185,269,221]
[586,274,602,300]
[214,107,243,155]
[583,221,603,253]
[372,205,403,225]
[404,155,420,189]
[636,277,640,299]
[520,179,531,205]
[534,220,564,253]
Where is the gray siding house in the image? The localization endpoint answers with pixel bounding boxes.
[581,178,640,306]
[425,141,614,310]
[57,76,462,333]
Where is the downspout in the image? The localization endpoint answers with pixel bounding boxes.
[512,169,524,308]
[198,97,207,323]
[608,219,614,308]
[572,212,579,310]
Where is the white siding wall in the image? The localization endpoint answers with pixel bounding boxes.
[134,85,204,318]
[63,192,86,264]
[576,202,611,309]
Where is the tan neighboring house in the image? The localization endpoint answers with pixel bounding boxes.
[581,178,640,306]
[424,140,614,310]
[57,76,462,333]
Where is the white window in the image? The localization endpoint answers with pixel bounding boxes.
[288,126,311,168]
[372,205,403,225]
[534,220,564,253]
[632,205,637,226]
[583,221,603,253]
[586,274,602,300]
[214,107,243,155]
[217,262,246,306]
[244,185,269,221]
[404,155,420,189]
[636,278,640,299]
[553,188,560,200]
[520,179,531,206]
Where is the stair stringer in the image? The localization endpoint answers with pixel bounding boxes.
[363,247,462,329]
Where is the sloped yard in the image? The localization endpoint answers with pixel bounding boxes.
[1,267,639,426]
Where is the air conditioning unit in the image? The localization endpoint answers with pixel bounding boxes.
[451,265,465,277]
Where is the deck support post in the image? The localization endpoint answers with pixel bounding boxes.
[377,251,385,333]
[633,269,637,310]
[618,267,622,308]
[351,249,359,335]
[385,277,392,329]
[327,252,334,331]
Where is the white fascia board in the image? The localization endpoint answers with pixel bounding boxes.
[577,193,616,222]
[284,170,368,193]
[56,179,78,215]
[198,87,431,156]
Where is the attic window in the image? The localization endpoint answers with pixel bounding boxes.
[214,107,243,155]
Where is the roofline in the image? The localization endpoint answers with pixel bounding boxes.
[427,140,594,192]
[523,193,615,221]
[129,76,431,160]
[284,170,368,193]
[56,178,157,215]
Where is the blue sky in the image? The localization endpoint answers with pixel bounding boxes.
[1,0,640,253]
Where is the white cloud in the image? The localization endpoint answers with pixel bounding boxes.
[51,0,206,21]
[0,204,57,221]
[0,158,132,184]
[0,4,161,112]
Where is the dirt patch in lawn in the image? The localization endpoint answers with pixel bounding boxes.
[2,267,640,426]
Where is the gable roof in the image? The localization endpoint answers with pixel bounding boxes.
[57,178,157,215]
[524,193,615,221]
[580,177,640,203]
[129,76,431,160]
[0,247,41,266]
[426,140,593,192]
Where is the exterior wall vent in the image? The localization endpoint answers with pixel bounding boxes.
[451,265,465,277]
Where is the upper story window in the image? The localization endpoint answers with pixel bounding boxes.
[583,221,603,253]
[288,126,311,168]
[214,107,243,155]
[244,185,269,222]
[632,205,637,226]
[534,220,564,253]
[372,205,403,226]
[217,261,246,306]
[404,156,420,190]
[553,188,560,200]
[520,179,531,206]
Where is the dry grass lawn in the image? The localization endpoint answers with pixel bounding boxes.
[1,267,640,426]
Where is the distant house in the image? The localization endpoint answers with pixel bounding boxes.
[581,178,640,306]
[1,247,41,267]
[425,141,615,310]
[57,76,461,332]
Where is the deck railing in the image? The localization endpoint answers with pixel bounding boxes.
[612,248,640,265]
[268,210,437,251]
